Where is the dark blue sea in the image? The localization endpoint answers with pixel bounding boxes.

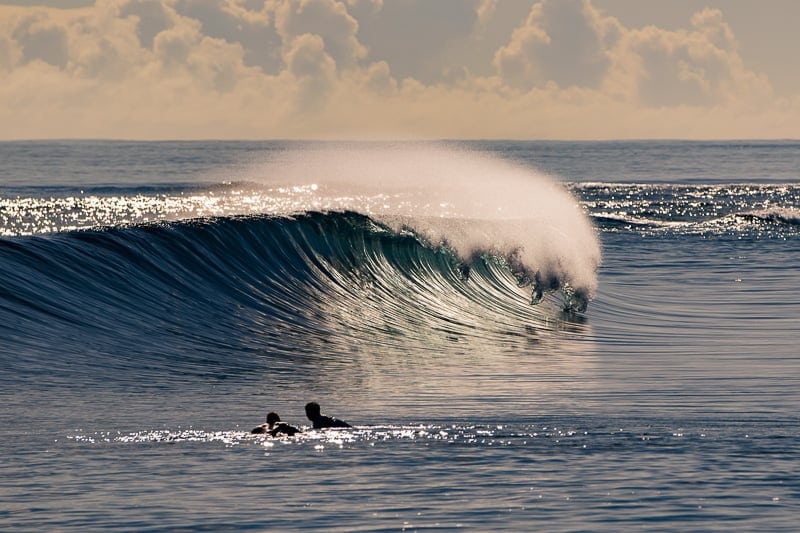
[1,140,798,531]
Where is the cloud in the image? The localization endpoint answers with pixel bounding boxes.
[492,2,771,110]
[12,10,70,68]
[494,0,617,90]
[606,8,771,107]
[67,11,142,80]
[117,0,175,49]
[283,32,337,109]
[0,33,20,72]
[173,0,282,73]
[476,0,498,27]
[152,15,198,66]
[344,0,383,18]
[354,0,478,83]
[0,1,794,140]
[274,0,366,69]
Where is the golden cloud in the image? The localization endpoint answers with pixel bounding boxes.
[0,1,795,139]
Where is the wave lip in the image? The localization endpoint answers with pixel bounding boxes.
[253,145,602,305]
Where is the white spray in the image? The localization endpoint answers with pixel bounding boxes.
[253,143,602,301]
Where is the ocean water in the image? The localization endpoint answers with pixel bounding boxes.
[1,140,798,531]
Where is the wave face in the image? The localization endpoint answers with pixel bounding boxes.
[0,211,594,383]
[1,145,602,382]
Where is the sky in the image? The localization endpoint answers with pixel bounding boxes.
[1,0,799,140]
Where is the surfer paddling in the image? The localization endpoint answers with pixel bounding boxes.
[251,411,301,437]
[305,401,351,429]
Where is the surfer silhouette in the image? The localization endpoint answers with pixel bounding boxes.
[305,401,351,429]
[251,411,301,436]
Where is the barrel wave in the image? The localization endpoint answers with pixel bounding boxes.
[0,210,594,385]
[0,145,602,384]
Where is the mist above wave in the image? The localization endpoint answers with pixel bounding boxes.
[254,145,602,301]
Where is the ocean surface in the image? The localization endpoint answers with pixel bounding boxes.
[1,140,798,531]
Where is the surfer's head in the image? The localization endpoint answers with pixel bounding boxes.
[305,402,321,420]
[266,412,281,426]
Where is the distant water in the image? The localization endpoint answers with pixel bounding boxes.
[2,140,799,531]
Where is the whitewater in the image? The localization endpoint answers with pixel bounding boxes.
[1,140,799,531]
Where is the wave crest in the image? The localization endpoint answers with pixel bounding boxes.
[0,212,593,378]
[254,145,601,301]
